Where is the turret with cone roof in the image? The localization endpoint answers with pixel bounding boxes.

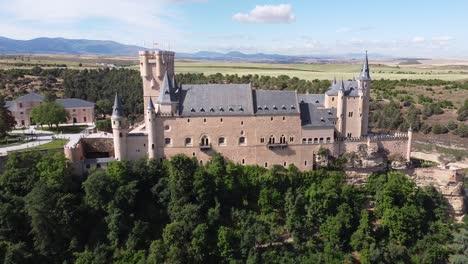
[111,93,128,161]
[359,51,371,81]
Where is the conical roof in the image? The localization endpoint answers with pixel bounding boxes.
[112,93,125,118]
[147,97,155,111]
[359,51,371,81]
[157,71,176,105]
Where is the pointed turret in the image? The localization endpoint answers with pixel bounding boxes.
[157,71,173,104]
[147,97,155,111]
[112,93,125,118]
[339,79,346,93]
[359,51,371,81]
[332,76,337,85]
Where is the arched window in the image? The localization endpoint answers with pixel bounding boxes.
[239,136,246,145]
[119,132,123,138]
[201,135,209,146]
[268,135,275,144]
[308,138,313,144]
[313,138,318,144]
[326,137,331,143]
[280,135,286,144]
[319,137,324,143]
[218,137,226,146]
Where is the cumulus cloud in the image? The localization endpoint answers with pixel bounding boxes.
[233,4,295,24]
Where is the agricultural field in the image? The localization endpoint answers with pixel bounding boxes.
[173,61,468,81]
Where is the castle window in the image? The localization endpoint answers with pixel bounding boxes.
[326,137,331,143]
[84,117,87,122]
[200,108,205,112]
[289,136,294,143]
[260,137,265,143]
[304,160,308,166]
[219,107,224,111]
[347,133,352,138]
[264,162,268,167]
[204,118,206,123]
[280,135,286,144]
[164,138,172,145]
[73,109,76,112]
[282,116,286,121]
[240,130,244,135]
[264,105,268,110]
[257,106,262,111]
[239,106,244,111]
[192,152,196,157]
[185,138,192,146]
[332,97,335,101]
[152,144,154,149]
[242,159,245,164]
[291,105,296,110]
[282,105,286,110]
[113,121,115,125]
[273,105,278,110]
[241,121,244,125]
[220,118,223,123]
[308,138,313,144]
[201,135,209,146]
[164,125,170,131]
[187,119,190,122]
[20,112,23,115]
[210,108,215,112]
[269,136,275,144]
[200,160,203,165]
[348,112,353,117]
[319,138,324,143]
[313,138,318,144]
[270,117,273,121]
[239,136,246,145]
[218,137,226,146]
[302,138,306,144]
[315,100,319,103]
[19,103,22,108]
[83,109,86,111]
[229,107,234,112]
[283,162,287,166]
[191,108,195,112]
[119,132,123,138]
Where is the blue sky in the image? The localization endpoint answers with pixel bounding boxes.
[0,0,467,57]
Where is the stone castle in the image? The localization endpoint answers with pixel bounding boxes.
[65,50,412,173]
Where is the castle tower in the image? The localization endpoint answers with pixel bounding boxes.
[406,126,413,161]
[139,50,176,113]
[336,80,346,137]
[146,97,156,159]
[358,51,371,136]
[111,94,127,161]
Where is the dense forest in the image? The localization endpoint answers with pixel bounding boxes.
[0,151,466,263]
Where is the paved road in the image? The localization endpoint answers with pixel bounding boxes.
[0,125,93,155]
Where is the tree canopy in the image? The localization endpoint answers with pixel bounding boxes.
[30,101,70,128]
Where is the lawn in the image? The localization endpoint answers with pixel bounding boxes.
[22,139,69,151]
[37,125,88,134]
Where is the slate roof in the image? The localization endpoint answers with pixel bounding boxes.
[14,93,44,102]
[300,103,336,128]
[298,94,325,106]
[157,71,177,105]
[179,84,253,116]
[112,94,125,118]
[56,99,95,108]
[325,81,360,96]
[359,52,371,81]
[253,90,299,115]
[4,101,15,111]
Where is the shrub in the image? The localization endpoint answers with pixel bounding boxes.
[454,124,468,138]
[95,118,112,132]
[420,123,432,134]
[432,124,448,135]
[447,120,458,131]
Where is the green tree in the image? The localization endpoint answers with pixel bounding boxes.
[0,96,16,137]
[30,101,70,128]
[95,99,113,117]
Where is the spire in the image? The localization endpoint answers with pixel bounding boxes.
[112,93,125,118]
[359,51,371,81]
[157,71,174,104]
[332,76,337,85]
[339,79,345,93]
[147,97,155,111]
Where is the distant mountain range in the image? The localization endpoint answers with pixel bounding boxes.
[0,36,390,63]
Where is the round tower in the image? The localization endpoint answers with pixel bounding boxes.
[336,80,346,137]
[111,94,127,161]
[358,51,371,136]
[146,97,156,159]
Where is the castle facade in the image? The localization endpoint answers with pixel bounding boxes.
[65,50,412,173]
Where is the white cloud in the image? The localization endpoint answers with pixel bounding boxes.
[432,36,453,46]
[411,36,425,44]
[336,27,352,33]
[233,4,295,24]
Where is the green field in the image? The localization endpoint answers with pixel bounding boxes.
[173,61,468,81]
